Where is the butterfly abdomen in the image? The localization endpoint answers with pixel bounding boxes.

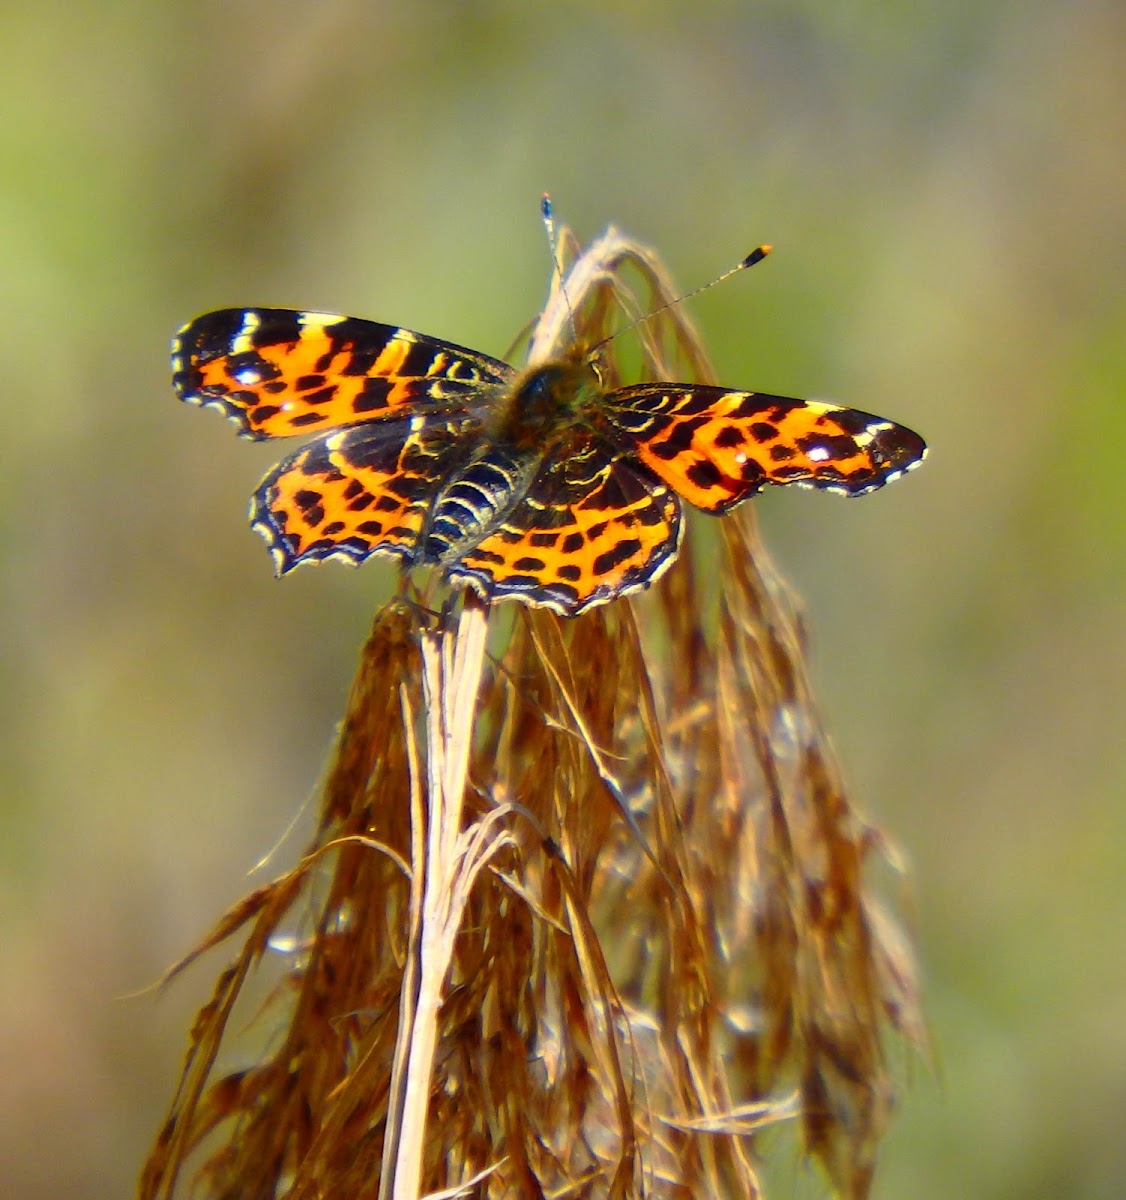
[421,448,541,564]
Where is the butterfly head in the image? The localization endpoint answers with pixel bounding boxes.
[497,342,601,440]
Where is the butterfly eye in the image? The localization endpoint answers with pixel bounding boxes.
[523,369,557,407]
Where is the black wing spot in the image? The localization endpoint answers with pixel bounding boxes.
[249,313,304,349]
[648,417,706,460]
[798,434,861,460]
[593,539,643,576]
[353,377,393,412]
[686,460,723,489]
[303,385,337,406]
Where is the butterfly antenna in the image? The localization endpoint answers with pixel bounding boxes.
[541,194,578,340]
[594,243,772,352]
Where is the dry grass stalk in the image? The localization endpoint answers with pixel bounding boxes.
[140,224,924,1200]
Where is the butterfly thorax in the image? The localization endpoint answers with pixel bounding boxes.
[488,347,603,449]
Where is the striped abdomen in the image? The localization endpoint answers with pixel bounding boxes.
[421,446,540,564]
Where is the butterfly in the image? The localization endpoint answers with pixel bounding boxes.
[172,304,926,616]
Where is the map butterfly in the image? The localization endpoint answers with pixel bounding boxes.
[172,277,926,615]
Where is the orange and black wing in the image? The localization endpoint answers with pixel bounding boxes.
[173,308,512,440]
[449,430,683,616]
[602,385,927,512]
[251,415,475,574]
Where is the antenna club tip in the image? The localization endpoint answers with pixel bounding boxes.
[742,244,772,268]
[540,194,553,219]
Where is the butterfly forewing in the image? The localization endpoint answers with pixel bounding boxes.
[602,384,927,512]
[173,308,512,440]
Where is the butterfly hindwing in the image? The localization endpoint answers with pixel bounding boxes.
[251,415,477,573]
[450,430,683,616]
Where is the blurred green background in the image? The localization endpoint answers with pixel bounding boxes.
[2,2,1123,1197]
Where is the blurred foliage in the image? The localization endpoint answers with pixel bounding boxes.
[1,2,1123,1198]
